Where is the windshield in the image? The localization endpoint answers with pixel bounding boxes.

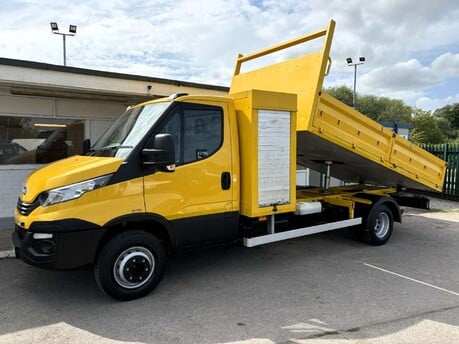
[90,101,171,158]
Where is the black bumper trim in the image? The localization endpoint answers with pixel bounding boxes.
[29,218,100,233]
[12,221,105,270]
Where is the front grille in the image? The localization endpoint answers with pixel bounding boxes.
[17,198,40,216]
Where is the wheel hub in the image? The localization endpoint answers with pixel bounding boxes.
[374,212,390,239]
[113,247,155,289]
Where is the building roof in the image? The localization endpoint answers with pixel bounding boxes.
[0,57,229,104]
[379,120,413,130]
[0,57,229,92]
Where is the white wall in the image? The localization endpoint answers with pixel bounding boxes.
[0,165,37,218]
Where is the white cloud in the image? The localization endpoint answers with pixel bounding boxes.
[361,59,440,91]
[431,53,459,77]
[416,93,459,111]
[0,0,459,110]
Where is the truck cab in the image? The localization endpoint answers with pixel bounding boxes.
[13,94,243,299]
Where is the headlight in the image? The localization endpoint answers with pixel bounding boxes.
[39,174,112,207]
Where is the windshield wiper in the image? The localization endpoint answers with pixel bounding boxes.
[98,143,134,151]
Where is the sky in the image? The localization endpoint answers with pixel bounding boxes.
[0,0,459,111]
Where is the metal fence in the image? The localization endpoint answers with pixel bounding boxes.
[421,144,459,201]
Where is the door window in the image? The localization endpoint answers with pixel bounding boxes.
[156,103,223,166]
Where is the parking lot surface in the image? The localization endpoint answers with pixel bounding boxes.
[0,209,458,343]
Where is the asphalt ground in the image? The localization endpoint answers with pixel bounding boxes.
[0,206,458,343]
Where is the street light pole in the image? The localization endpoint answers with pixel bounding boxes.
[50,22,77,66]
[346,56,365,108]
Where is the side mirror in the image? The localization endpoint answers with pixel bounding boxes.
[83,139,91,154]
[142,133,176,172]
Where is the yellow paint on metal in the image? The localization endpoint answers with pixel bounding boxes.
[297,185,396,201]
[143,97,240,220]
[21,156,124,203]
[313,93,446,191]
[231,90,297,217]
[16,177,145,229]
[229,19,446,192]
[230,20,335,131]
[295,185,397,219]
[16,97,241,230]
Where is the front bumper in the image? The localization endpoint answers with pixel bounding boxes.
[12,220,105,270]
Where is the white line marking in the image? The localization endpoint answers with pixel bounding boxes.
[363,263,459,297]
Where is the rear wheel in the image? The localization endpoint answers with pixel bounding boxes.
[362,204,394,245]
[95,230,166,301]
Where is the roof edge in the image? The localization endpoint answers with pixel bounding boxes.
[0,57,229,92]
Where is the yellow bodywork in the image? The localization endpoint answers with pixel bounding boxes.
[16,178,145,230]
[143,96,240,220]
[231,90,297,217]
[20,155,124,203]
[16,95,240,230]
[15,156,145,229]
[230,19,446,192]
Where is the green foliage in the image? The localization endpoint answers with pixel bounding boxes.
[358,96,412,122]
[433,103,459,142]
[434,103,459,129]
[325,85,353,107]
[436,117,458,141]
[410,109,445,144]
[324,85,459,144]
[325,85,412,122]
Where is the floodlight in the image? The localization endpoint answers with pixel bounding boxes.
[346,56,366,108]
[50,22,59,31]
[49,22,78,66]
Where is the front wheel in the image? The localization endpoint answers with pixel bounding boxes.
[362,204,394,245]
[95,230,166,301]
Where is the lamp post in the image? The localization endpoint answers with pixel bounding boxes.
[50,22,77,66]
[346,56,365,108]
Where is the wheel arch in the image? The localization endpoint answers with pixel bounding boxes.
[96,213,176,259]
[354,194,402,223]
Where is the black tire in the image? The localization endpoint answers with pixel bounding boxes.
[362,204,394,245]
[94,230,166,301]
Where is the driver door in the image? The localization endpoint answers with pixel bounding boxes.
[143,100,237,249]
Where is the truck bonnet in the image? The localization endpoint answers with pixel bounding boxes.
[21,155,124,203]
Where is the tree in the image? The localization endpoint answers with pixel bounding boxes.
[436,117,458,141]
[325,85,353,107]
[433,103,459,142]
[355,94,381,120]
[379,98,412,123]
[325,85,413,123]
[410,109,445,144]
[434,103,459,129]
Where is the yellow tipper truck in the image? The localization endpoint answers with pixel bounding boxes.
[12,20,446,300]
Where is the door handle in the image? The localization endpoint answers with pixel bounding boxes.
[221,172,231,190]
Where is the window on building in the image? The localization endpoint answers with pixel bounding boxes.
[0,116,85,164]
